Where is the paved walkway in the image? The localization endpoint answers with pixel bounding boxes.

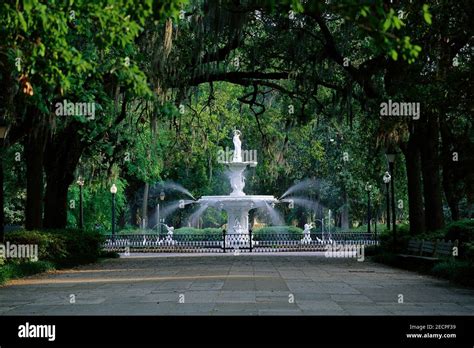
[1,253,473,315]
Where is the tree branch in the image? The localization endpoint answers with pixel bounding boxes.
[307,11,380,98]
[183,71,289,87]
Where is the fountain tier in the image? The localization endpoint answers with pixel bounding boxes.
[196,130,278,242]
[198,195,278,235]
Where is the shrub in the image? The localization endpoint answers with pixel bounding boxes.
[416,230,447,241]
[370,252,399,266]
[174,227,222,235]
[99,250,120,258]
[351,224,389,233]
[252,226,303,241]
[174,227,222,241]
[5,230,67,261]
[118,228,155,235]
[46,229,105,266]
[364,245,382,257]
[464,242,474,260]
[0,261,55,285]
[4,229,104,266]
[1,229,109,284]
[443,219,474,244]
[378,223,411,251]
[404,220,474,243]
[431,259,474,287]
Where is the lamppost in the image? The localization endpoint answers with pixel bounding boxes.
[0,118,6,242]
[110,184,117,239]
[155,205,159,234]
[383,171,391,232]
[76,176,84,229]
[365,182,372,234]
[386,149,397,246]
[157,190,165,234]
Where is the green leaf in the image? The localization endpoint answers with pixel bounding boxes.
[23,0,34,13]
[393,17,402,30]
[38,42,46,57]
[360,6,369,17]
[423,4,432,24]
[17,12,28,32]
[291,0,304,13]
[423,12,432,24]
[383,9,395,32]
[390,49,398,61]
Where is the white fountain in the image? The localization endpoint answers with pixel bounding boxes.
[198,130,278,246]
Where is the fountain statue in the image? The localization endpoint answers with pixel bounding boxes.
[198,130,278,246]
[301,223,313,244]
[232,130,242,162]
[158,224,176,245]
[230,171,245,196]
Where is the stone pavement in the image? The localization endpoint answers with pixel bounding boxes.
[1,253,473,315]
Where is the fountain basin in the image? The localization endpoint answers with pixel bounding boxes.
[198,195,278,236]
[223,161,257,168]
[199,195,277,203]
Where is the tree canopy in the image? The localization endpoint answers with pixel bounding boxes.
[0,0,472,236]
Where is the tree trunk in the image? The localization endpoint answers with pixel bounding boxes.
[129,203,139,227]
[43,124,84,229]
[43,174,70,229]
[24,129,46,230]
[401,127,426,234]
[419,116,445,231]
[295,207,305,228]
[0,150,4,242]
[142,183,149,229]
[341,191,349,230]
[440,119,462,220]
[118,209,126,229]
[442,161,461,221]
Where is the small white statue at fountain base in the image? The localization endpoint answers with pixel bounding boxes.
[159,224,176,245]
[301,223,313,244]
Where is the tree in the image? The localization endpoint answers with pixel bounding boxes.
[0,0,184,228]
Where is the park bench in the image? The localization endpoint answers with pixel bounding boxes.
[398,239,458,262]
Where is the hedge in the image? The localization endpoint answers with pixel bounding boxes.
[0,228,106,284]
[252,226,303,241]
